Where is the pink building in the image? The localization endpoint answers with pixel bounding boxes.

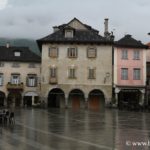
[114,34,147,109]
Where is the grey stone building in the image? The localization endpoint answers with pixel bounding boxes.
[37,18,114,110]
[0,45,41,107]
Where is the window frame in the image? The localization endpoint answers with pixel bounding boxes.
[49,47,58,58]
[14,51,21,57]
[68,67,76,79]
[121,68,128,80]
[133,50,140,60]
[88,68,96,79]
[50,67,57,78]
[65,30,74,38]
[0,73,4,86]
[11,74,20,84]
[122,49,128,59]
[26,74,37,87]
[68,47,77,58]
[133,68,141,80]
[0,62,4,67]
[12,62,20,68]
[87,47,97,58]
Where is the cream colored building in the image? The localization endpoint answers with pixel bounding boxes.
[0,45,41,107]
[37,18,114,110]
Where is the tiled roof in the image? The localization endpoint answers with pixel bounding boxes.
[0,46,41,62]
[37,18,113,50]
[115,34,147,48]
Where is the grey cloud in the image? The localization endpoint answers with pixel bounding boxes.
[0,0,150,42]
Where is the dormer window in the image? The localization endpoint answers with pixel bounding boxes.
[65,30,73,38]
[14,51,21,57]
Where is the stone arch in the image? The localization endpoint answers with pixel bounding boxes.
[68,89,85,109]
[88,89,105,110]
[7,91,22,107]
[24,91,39,107]
[0,91,5,107]
[48,88,65,108]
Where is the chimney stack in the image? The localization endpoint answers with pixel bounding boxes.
[104,18,110,38]
[104,18,109,33]
[6,42,10,48]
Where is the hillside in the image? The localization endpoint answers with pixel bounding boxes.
[0,38,40,55]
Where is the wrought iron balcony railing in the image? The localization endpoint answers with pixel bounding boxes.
[7,82,24,90]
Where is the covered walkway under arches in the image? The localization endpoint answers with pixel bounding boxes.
[7,92,22,107]
[48,88,65,108]
[68,89,85,109]
[24,92,39,107]
[88,89,105,110]
[0,91,5,107]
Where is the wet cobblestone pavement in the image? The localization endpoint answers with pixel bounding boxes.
[0,108,150,150]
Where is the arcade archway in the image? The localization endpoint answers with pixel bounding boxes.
[7,92,22,107]
[0,91,5,107]
[68,89,85,109]
[48,88,65,108]
[88,89,105,110]
[24,92,39,107]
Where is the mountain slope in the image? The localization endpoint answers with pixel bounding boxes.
[0,38,40,55]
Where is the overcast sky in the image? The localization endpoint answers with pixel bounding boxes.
[0,0,150,43]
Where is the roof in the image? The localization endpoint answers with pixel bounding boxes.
[0,46,41,63]
[37,18,113,51]
[115,34,147,49]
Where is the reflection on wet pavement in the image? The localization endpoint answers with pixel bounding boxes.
[0,108,150,150]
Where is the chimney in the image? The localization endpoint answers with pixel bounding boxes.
[6,42,10,48]
[104,18,110,38]
[53,26,59,32]
[104,18,109,33]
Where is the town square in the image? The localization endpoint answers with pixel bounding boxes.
[1,0,150,149]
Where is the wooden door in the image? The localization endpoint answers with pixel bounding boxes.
[89,96,100,110]
[72,96,80,110]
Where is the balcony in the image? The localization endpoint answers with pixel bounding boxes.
[49,77,57,84]
[7,82,24,91]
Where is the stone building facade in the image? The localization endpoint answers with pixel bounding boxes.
[37,18,114,110]
[0,45,41,107]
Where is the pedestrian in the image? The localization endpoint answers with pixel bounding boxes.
[4,110,9,125]
[9,112,15,124]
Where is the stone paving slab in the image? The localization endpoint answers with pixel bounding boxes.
[0,108,150,150]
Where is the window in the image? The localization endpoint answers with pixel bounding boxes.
[12,63,20,68]
[28,63,36,68]
[49,47,58,58]
[65,30,73,38]
[122,49,128,59]
[14,51,21,57]
[121,68,128,80]
[133,68,140,80]
[88,68,96,79]
[0,62,4,67]
[27,74,37,87]
[50,67,57,78]
[11,74,20,84]
[68,68,76,79]
[87,48,97,58]
[68,48,77,58]
[0,73,3,86]
[133,50,140,60]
